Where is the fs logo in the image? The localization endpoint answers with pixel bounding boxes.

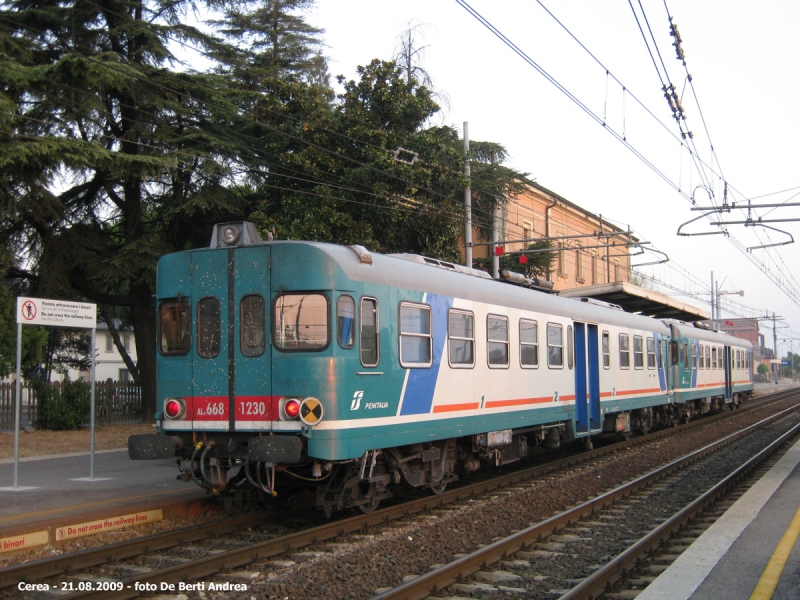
[350,391,364,411]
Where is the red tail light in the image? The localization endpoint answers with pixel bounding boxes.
[164,398,185,419]
[284,399,300,419]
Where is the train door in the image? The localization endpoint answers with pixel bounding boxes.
[233,246,272,430]
[659,337,671,391]
[574,322,601,434]
[723,346,733,401]
[191,249,231,430]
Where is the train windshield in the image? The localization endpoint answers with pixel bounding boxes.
[159,299,191,355]
[274,293,329,350]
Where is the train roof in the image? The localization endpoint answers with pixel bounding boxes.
[664,319,753,349]
[272,240,672,334]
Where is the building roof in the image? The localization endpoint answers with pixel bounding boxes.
[557,281,710,321]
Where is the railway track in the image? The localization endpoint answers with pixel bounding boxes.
[372,398,800,600]
[1,389,795,600]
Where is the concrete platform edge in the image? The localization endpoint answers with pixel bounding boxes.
[636,439,800,600]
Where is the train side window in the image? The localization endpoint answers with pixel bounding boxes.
[712,346,717,369]
[719,346,723,369]
[698,345,704,370]
[706,346,711,369]
[488,314,509,368]
[360,297,379,367]
[619,334,630,369]
[646,337,656,369]
[274,293,330,351]
[337,295,356,349]
[633,335,644,369]
[197,297,220,358]
[737,350,741,369]
[690,343,697,370]
[160,299,191,356]
[240,295,265,357]
[547,323,563,368]
[400,302,432,367]
[567,325,574,370]
[520,319,539,368]
[448,310,474,368]
[670,341,678,365]
[602,331,610,369]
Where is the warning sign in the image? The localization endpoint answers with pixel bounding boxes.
[16,296,96,328]
[55,509,162,541]
[0,530,48,553]
[299,397,324,426]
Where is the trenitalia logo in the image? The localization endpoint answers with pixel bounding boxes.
[350,391,364,410]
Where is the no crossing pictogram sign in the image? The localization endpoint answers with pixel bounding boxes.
[21,300,36,321]
[16,296,96,328]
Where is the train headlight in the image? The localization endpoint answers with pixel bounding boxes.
[221,225,241,245]
[163,398,185,420]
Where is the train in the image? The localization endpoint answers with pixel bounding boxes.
[129,221,754,515]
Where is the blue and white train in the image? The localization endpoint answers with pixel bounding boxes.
[129,222,754,513]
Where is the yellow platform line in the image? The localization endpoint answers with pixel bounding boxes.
[749,504,800,599]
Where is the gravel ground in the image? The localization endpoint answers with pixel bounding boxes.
[231,402,797,600]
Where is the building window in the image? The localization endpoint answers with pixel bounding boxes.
[520,319,538,368]
[118,369,130,382]
[448,310,474,367]
[558,242,567,277]
[360,298,379,367]
[576,245,584,283]
[547,323,563,368]
[240,294,266,357]
[105,333,114,352]
[337,295,356,349]
[602,330,610,369]
[647,337,656,369]
[619,333,630,369]
[400,303,432,367]
[614,258,621,282]
[488,315,509,368]
[123,334,131,351]
[591,252,599,285]
[522,220,533,244]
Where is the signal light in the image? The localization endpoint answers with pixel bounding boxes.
[164,398,185,419]
[284,399,300,419]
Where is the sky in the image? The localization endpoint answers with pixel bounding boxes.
[306,0,800,355]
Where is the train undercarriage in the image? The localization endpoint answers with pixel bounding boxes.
[132,393,753,515]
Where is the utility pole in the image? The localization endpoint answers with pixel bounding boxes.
[773,312,778,384]
[463,122,472,269]
[491,150,500,280]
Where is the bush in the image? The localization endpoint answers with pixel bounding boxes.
[34,379,91,430]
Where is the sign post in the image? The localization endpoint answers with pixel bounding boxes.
[8,297,97,489]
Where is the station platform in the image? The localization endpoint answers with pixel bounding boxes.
[0,449,212,548]
[638,436,800,600]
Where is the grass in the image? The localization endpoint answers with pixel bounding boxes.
[0,422,155,459]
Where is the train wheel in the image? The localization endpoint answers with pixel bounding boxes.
[358,498,381,513]
[428,481,447,495]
